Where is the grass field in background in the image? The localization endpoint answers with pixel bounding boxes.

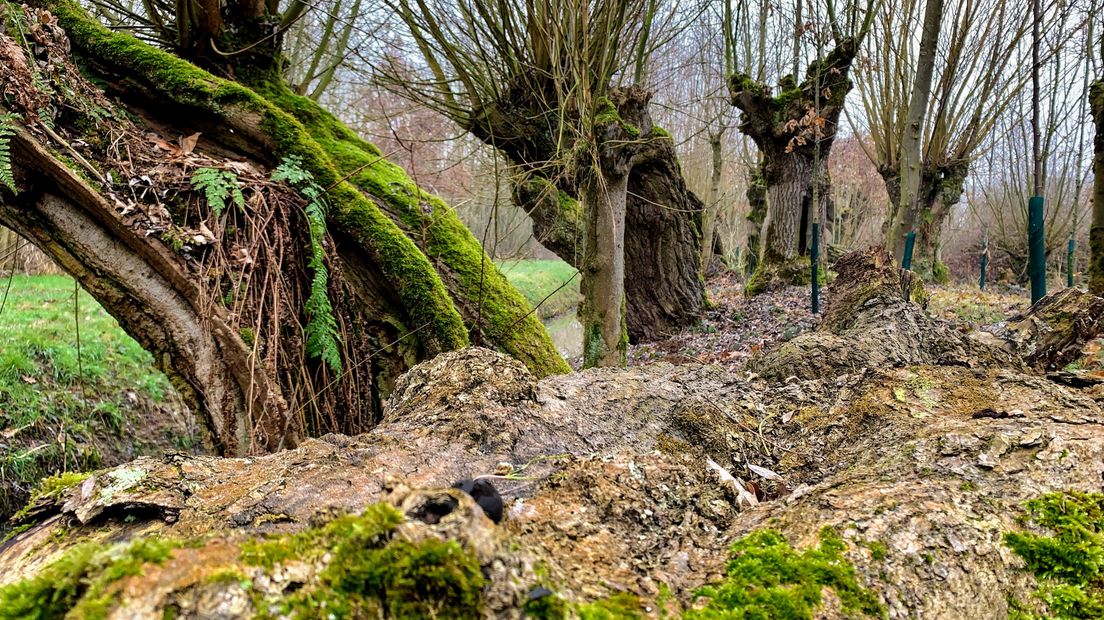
[0,274,196,521]
[495,259,580,320]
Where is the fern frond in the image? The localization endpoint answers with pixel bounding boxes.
[0,113,21,192]
[272,156,343,373]
[191,167,243,216]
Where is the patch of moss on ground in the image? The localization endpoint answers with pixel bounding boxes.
[0,537,181,619]
[684,528,884,619]
[577,592,645,619]
[242,502,485,619]
[1004,492,1104,619]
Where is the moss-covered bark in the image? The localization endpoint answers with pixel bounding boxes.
[3,0,564,454]
[881,161,967,283]
[260,84,568,377]
[730,41,856,294]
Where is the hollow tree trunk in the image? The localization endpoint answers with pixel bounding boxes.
[1091,80,1104,295]
[730,39,857,294]
[475,91,705,342]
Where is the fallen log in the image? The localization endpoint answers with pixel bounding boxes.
[2,251,1104,618]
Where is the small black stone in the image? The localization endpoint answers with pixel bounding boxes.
[527,586,554,600]
[452,478,504,524]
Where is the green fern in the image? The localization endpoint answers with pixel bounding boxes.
[272,157,342,373]
[0,113,19,192]
[191,167,245,216]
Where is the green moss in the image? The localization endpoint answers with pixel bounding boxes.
[744,255,817,297]
[932,259,950,284]
[0,537,181,620]
[10,471,91,523]
[577,592,644,619]
[867,541,888,561]
[683,528,884,619]
[241,502,485,619]
[524,592,569,619]
[39,0,471,361]
[1004,492,1104,619]
[259,83,568,377]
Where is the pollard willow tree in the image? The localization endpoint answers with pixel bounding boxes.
[853,0,1040,280]
[724,0,878,293]
[378,0,707,356]
[0,0,568,456]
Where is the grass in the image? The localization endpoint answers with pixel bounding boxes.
[927,285,1025,326]
[495,259,579,321]
[0,274,195,523]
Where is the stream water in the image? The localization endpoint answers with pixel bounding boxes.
[543,312,583,359]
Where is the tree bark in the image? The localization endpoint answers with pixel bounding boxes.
[882,161,967,282]
[702,132,723,269]
[888,0,946,264]
[745,163,767,274]
[473,88,705,342]
[730,40,857,293]
[1,0,566,455]
[1091,80,1104,294]
[580,169,629,367]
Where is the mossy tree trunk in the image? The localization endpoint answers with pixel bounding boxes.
[471,87,706,343]
[729,40,856,293]
[1091,80,1104,295]
[881,161,968,282]
[1,0,565,456]
[577,89,652,368]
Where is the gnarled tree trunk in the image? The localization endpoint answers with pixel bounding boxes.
[730,40,856,294]
[0,0,566,456]
[881,161,969,282]
[474,88,706,343]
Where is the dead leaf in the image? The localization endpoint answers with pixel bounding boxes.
[747,462,782,480]
[179,132,201,155]
[149,134,180,155]
[21,375,37,384]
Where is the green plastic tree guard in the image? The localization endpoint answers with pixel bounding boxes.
[902,231,916,270]
[811,223,820,314]
[1028,196,1047,304]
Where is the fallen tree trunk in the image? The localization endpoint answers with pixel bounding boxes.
[3,248,1103,618]
[0,0,566,454]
